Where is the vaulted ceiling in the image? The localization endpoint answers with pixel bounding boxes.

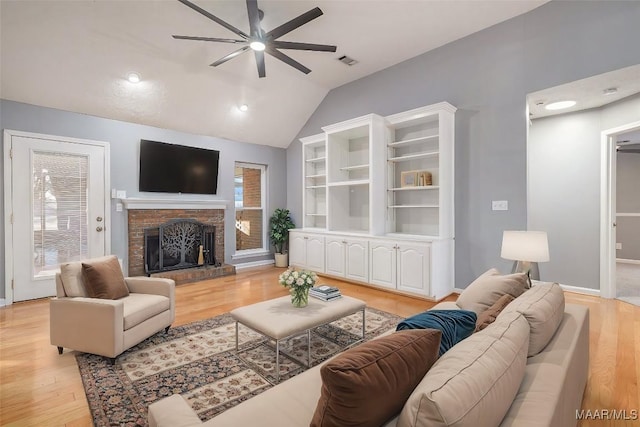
[1,0,547,148]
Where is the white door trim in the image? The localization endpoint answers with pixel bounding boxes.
[600,120,640,299]
[3,129,111,305]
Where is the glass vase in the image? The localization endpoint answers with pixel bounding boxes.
[290,286,309,308]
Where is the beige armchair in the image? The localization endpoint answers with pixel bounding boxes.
[50,256,175,362]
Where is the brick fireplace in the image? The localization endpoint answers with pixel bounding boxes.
[124,199,235,284]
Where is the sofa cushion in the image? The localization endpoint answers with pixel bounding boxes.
[311,329,442,427]
[397,310,476,356]
[475,293,515,332]
[397,311,530,427]
[499,282,565,357]
[60,255,118,297]
[81,256,129,300]
[456,268,528,315]
[122,293,171,330]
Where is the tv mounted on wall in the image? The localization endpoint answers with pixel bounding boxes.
[139,139,220,195]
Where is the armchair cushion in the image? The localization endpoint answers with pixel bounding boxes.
[123,294,171,330]
[81,256,129,299]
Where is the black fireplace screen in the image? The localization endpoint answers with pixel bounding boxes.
[144,219,216,274]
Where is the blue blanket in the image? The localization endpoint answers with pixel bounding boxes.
[396,310,477,356]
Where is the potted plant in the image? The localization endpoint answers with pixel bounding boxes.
[269,208,295,267]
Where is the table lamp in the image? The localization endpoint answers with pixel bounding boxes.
[501,230,549,286]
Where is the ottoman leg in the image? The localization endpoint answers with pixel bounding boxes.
[276,339,280,383]
[235,321,239,351]
[308,329,312,367]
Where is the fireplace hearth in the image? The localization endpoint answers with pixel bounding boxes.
[144,219,217,274]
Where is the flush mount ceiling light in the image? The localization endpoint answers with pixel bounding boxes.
[127,72,141,83]
[172,0,337,78]
[239,104,249,112]
[545,100,576,111]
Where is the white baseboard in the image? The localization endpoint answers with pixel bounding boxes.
[234,259,275,271]
[559,283,601,297]
[616,258,640,265]
[0,298,7,307]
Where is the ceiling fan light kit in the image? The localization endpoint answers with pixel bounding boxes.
[173,0,337,78]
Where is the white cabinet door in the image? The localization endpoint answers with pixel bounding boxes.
[306,235,326,272]
[397,243,430,296]
[289,232,306,267]
[369,241,396,289]
[346,238,369,282]
[325,238,346,277]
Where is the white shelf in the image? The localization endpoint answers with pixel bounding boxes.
[388,151,439,162]
[306,213,327,216]
[340,164,369,171]
[389,186,439,191]
[329,179,370,187]
[306,173,327,179]
[389,204,439,208]
[388,135,438,147]
[306,156,327,163]
[306,185,326,189]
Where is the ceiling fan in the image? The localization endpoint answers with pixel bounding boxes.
[173,0,337,78]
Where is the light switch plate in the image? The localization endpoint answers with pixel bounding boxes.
[111,188,117,199]
[116,190,127,199]
[492,200,508,211]
[616,243,622,250]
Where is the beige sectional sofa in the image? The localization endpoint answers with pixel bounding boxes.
[148,282,589,427]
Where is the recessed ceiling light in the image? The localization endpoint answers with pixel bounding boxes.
[603,87,618,96]
[545,100,576,111]
[239,104,249,112]
[127,72,141,83]
[249,41,265,51]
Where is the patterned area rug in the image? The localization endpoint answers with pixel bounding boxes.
[76,307,402,426]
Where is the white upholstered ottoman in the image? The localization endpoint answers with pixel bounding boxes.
[230,295,366,381]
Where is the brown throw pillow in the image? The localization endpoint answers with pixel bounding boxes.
[475,293,515,332]
[310,329,442,427]
[456,268,528,315]
[81,256,129,300]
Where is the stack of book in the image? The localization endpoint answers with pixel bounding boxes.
[309,285,342,302]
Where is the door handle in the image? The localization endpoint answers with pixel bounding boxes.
[96,226,104,232]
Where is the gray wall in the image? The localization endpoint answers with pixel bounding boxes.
[616,133,640,260]
[1,99,287,299]
[287,1,640,289]
[529,94,640,288]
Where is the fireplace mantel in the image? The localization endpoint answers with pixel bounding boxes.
[122,198,229,210]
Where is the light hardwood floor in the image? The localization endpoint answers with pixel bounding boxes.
[1,266,639,426]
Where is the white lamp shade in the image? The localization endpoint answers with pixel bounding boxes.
[501,231,550,262]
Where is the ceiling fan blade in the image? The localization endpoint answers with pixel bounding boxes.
[254,50,266,78]
[210,46,250,67]
[266,7,323,40]
[173,35,246,44]
[246,0,262,38]
[266,47,311,74]
[271,41,336,52]
[178,0,249,39]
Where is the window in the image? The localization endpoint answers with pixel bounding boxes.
[234,163,267,255]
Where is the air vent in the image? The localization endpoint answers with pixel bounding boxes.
[337,55,358,66]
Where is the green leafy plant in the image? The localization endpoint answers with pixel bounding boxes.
[269,208,295,254]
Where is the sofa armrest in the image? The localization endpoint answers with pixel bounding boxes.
[126,277,175,298]
[148,394,203,427]
[50,297,124,358]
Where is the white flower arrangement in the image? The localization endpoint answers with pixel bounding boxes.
[279,268,317,290]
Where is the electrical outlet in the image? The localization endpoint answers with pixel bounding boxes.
[616,242,622,250]
[492,200,508,211]
[116,203,123,212]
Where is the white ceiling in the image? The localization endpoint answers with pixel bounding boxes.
[1,0,547,148]
[527,64,640,120]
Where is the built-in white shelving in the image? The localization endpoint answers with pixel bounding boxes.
[389,186,440,192]
[388,151,439,162]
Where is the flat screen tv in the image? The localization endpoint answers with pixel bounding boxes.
[139,139,220,195]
